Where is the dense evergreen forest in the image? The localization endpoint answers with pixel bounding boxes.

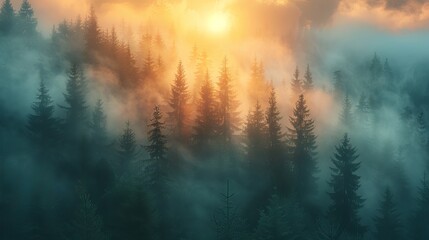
[1,0,429,240]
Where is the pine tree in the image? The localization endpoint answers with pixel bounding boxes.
[89,99,107,146]
[340,94,353,128]
[291,67,302,96]
[248,58,267,101]
[109,27,119,57]
[288,94,317,201]
[370,53,383,82]
[266,87,283,150]
[217,57,240,144]
[328,134,365,236]
[61,64,87,139]
[416,112,427,147]
[117,121,137,175]
[70,187,109,240]
[146,106,168,185]
[373,188,403,240]
[303,64,313,91]
[142,48,156,79]
[85,6,101,53]
[27,78,60,151]
[0,0,15,34]
[194,71,216,149]
[17,0,36,35]
[194,51,209,100]
[169,61,190,143]
[244,100,267,168]
[410,177,429,240]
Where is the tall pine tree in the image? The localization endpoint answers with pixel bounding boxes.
[169,61,190,143]
[0,0,14,34]
[17,0,36,35]
[117,121,137,177]
[291,67,302,97]
[328,134,365,237]
[303,64,313,91]
[340,93,353,128]
[409,177,429,240]
[244,100,267,168]
[373,188,403,240]
[89,99,107,146]
[288,94,317,201]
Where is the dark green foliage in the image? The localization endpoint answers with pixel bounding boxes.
[288,94,317,201]
[85,6,101,54]
[409,177,429,240]
[62,63,88,139]
[89,99,107,146]
[169,61,190,142]
[303,64,313,91]
[291,66,302,96]
[27,78,61,151]
[0,0,15,34]
[373,188,403,240]
[266,87,283,150]
[328,134,365,236]
[146,106,168,185]
[18,0,37,35]
[194,71,217,149]
[340,94,353,128]
[117,121,137,176]
[217,57,240,144]
[245,101,267,168]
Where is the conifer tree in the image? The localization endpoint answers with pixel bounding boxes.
[244,100,267,168]
[373,188,403,240]
[248,58,267,101]
[142,48,156,79]
[18,0,36,35]
[194,51,209,100]
[340,94,353,128]
[288,94,317,200]
[146,106,168,185]
[89,99,107,146]
[303,64,313,91]
[194,71,216,149]
[62,64,87,139]
[409,177,429,240]
[0,0,14,34]
[217,57,240,144]
[27,78,60,151]
[416,112,427,147]
[328,134,365,236]
[291,67,302,96]
[266,87,283,150]
[370,53,383,82]
[117,121,137,175]
[169,61,190,143]
[85,6,101,53]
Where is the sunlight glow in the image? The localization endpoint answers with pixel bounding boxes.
[206,11,230,35]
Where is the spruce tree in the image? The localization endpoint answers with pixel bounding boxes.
[373,188,403,240]
[89,99,107,146]
[370,53,383,82]
[328,134,365,236]
[61,63,87,139]
[18,0,36,35]
[291,67,302,96]
[0,0,14,34]
[217,57,240,144]
[266,87,283,150]
[169,61,190,143]
[288,94,317,201]
[409,177,429,240]
[194,71,216,149]
[303,64,313,91]
[27,78,60,152]
[340,94,353,128]
[142,48,156,79]
[117,121,137,175]
[85,6,101,53]
[244,100,267,168]
[146,106,168,185]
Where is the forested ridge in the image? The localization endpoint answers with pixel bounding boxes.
[1,1,429,240]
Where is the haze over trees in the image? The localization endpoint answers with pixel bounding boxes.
[1,1,429,240]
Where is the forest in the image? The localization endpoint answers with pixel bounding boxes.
[1,0,429,239]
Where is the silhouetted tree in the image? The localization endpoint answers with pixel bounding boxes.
[248,58,267,102]
[89,99,107,146]
[303,64,313,91]
[291,67,302,96]
[27,78,61,153]
[146,106,168,186]
[117,121,137,176]
[85,6,101,54]
[61,64,88,139]
[373,188,403,240]
[288,94,317,201]
[0,0,14,34]
[340,94,353,128]
[328,134,365,237]
[169,61,190,143]
[194,51,209,100]
[409,177,429,240]
[370,53,383,82]
[244,100,267,168]
[142,48,156,79]
[17,0,36,35]
[217,57,240,144]
[194,71,216,149]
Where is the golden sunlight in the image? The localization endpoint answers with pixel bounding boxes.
[206,11,230,35]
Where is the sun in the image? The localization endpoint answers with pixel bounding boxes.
[206,11,230,35]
